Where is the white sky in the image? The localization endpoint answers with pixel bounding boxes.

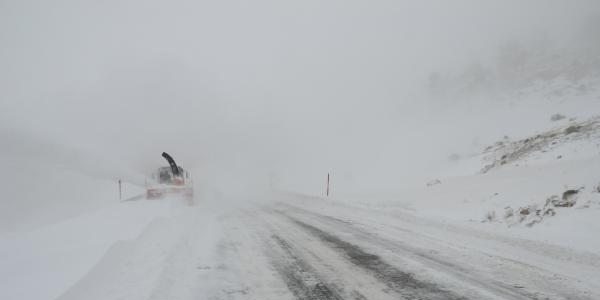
[1,0,599,194]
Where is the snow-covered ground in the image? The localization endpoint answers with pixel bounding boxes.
[0,198,176,300]
[2,150,600,300]
[26,192,597,300]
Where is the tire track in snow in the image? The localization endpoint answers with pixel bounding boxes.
[268,234,346,300]
[277,204,581,300]
[257,209,394,300]
[288,218,467,300]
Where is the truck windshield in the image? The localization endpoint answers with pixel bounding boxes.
[158,168,172,184]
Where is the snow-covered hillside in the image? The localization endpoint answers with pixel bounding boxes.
[335,72,600,254]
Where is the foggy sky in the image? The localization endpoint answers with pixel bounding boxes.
[1,0,599,195]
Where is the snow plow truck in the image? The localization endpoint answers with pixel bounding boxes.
[146,152,193,201]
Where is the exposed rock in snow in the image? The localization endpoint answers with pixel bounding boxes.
[426,179,442,187]
[559,189,580,207]
[481,116,600,173]
[564,125,582,135]
[550,113,566,122]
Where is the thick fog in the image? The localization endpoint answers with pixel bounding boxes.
[1,0,599,216]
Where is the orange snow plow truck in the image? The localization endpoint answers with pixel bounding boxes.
[146,152,193,201]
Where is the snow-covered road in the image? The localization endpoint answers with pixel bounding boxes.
[203,200,599,299]
[52,193,600,300]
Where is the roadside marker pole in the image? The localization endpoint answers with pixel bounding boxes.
[326,173,330,197]
[118,179,122,201]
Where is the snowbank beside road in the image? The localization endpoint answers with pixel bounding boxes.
[0,155,144,234]
[57,200,220,300]
[0,199,179,300]
[365,156,600,252]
